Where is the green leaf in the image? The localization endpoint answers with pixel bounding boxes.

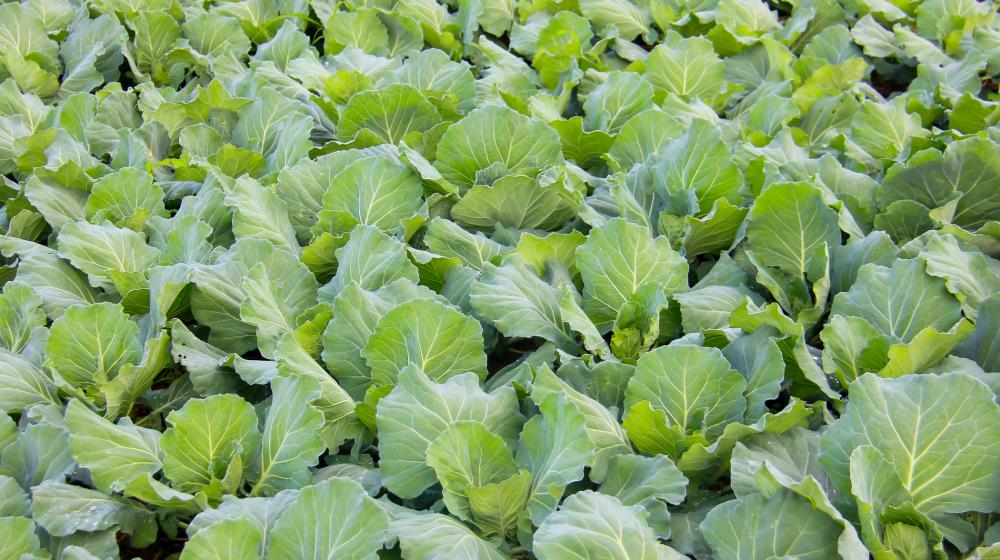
[579,0,652,40]
[363,298,487,385]
[957,296,1000,371]
[850,100,929,162]
[599,453,688,537]
[746,181,841,277]
[0,348,59,412]
[531,365,631,481]
[721,328,784,420]
[180,518,262,560]
[534,491,678,559]
[625,345,747,440]
[249,375,326,496]
[0,517,45,559]
[322,279,444,400]
[435,106,563,188]
[161,395,260,494]
[316,155,424,234]
[831,259,961,343]
[0,240,99,319]
[655,119,743,212]
[583,72,654,134]
[919,233,1000,316]
[0,420,74,490]
[645,36,725,101]
[339,84,441,144]
[45,302,141,390]
[224,177,300,256]
[878,138,1000,230]
[426,421,521,520]
[239,258,317,358]
[517,393,594,523]
[451,175,576,231]
[471,257,576,349]
[577,219,687,331]
[376,365,524,498]
[66,399,162,493]
[85,168,167,229]
[318,225,419,300]
[56,220,160,294]
[423,217,509,272]
[701,489,846,560]
[821,372,1000,517]
[267,478,389,560]
[32,481,155,540]
[389,509,510,560]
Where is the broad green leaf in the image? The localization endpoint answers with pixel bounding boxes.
[625,345,747,440]
[721,328,784,420]
[85,168,166,229]
[579,0,652,40]
[338,84,441,143]
[467,469,532,537]
[180,518,262,560]
[0,349,59,412]
[32,481,155,540]
[45,302,141,390]
[600,453,687,506]
[376,365,524,498]
[363,298,487,385]
[957,296,1000,371]
[316,155,424,234]
[386,48,476,112]
[534,491,677,559]
[249,375,326,496]
[232,88,311,172]
[0,240,98,319]
[918,234,1000,316]
[426,421,522,520]
[267,478,389,560]
[599,453,687,537]
[0,421,74,490]
[318,225,419,300]
[389,509,511,560]
[820,314,889,386]
[188,490,300,556]
[471,257,576,349]
[451,175,576,231]
[0,517,45,559]
[435,106,563,188]
[850,100,929,162]
[878,138,1000,230]
[701,489,845,560]
[322,279,444,399]
[531,365,631,481]
[56,220,160,294]
[656,119,743,212]
[423,217,509,272]
[646,36,725,101]
[66,399,162,493]
[239,258,317,358]
[848,445,943,560]
[831,259,961,343]
[820,372,1000,517]
[224,177,300,256]
[583,72,654,134]
[517,393,594,523]
[577,219,687,330]
[161,395,260,494]
[746,181,841,277]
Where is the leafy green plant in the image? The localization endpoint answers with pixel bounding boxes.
[0,0,999,558]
